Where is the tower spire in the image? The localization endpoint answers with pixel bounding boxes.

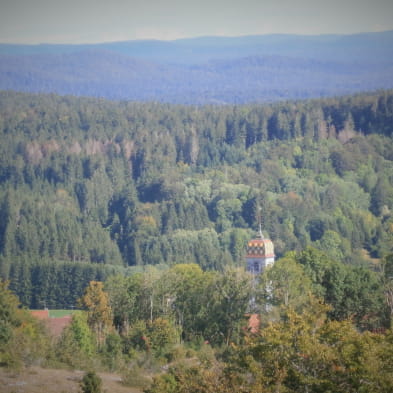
[258,221,264,239]
[257,205,264,239]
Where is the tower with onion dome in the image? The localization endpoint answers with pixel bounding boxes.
[245,223,275,275]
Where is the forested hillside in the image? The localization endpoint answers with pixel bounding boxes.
[1,31,393,104]
[0,89,392,308]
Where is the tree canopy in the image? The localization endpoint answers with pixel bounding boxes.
[0,89,392,308]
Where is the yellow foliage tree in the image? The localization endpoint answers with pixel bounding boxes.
[78,281,113,345]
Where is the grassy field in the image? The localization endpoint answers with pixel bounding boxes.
[0,366,142,393]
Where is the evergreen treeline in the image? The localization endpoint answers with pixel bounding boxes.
[0,89,392,307]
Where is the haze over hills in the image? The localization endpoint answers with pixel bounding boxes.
[0,31,393,104]
[1,31,393,64]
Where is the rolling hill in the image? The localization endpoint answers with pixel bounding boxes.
[0,31,392,104]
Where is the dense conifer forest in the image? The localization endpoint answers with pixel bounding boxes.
[1,89,393,392]
[0,89,392,309]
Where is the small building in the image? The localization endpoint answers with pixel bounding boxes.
[30,310,72,338]
[245,228,275,275]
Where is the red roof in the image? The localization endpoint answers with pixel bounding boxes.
[30,310,72,337]
[46,316,72,337]
[30,309,49,320]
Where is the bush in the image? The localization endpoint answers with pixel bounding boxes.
[80,371,102,393]
[121,364,152,389]
[165,344,187,363]
[196,343,216,367]
[0,280,51,369]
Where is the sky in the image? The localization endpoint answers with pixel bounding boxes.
[1,0,393,44]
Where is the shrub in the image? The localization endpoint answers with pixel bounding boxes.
[165,344,187,363]
[80,371,102,393]
[121,364,152,389]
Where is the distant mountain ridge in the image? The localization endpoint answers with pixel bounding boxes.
[2,30,393,64]
[0,31,393,104]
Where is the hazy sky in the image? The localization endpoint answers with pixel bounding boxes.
[1,0,393,44]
